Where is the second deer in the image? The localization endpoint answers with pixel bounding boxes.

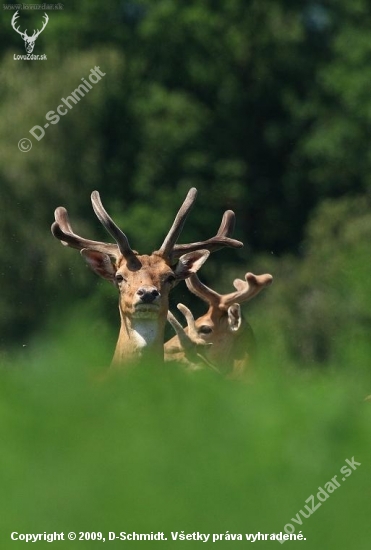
[165,271,273,377]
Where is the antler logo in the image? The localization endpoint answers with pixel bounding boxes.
[11,10,49,54]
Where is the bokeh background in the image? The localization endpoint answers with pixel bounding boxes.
[0,2,370,548]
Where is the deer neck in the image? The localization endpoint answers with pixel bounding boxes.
[111,313,166,367]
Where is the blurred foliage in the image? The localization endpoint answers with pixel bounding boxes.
[0,319,370,549]
[250,194,371,365]
[0,0,371,363]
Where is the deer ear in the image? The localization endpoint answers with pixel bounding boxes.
[174,250,210,280]
[81,249,116,282]
[227,303,242,332]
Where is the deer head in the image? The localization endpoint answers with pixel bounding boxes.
[165,271,273,376]
[11,11,49,54]
[51,189,243,366]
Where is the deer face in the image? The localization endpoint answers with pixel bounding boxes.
[193,304,242,342]
[116,256,174,319]
[187,305,243,367]
[81,249,210,321]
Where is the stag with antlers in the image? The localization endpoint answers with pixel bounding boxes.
[51,189,243,367]
[11,10,49,54]
[165,271,273,377]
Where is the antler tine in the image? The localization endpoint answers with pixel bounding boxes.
[51,206,119,257]
[169,209,243,262]
[54,206,71,233]
[220,272,273,309]
[167,305,215,369]
[157,188,198,259]
[176,304,201,342]
[185,273,221,307]
[156,188,243,263]
[217,210,236,238]
[91,191,139,267]
[167,308,196,351]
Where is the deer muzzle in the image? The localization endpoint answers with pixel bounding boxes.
[136,286,160,303]
[131,286,159,311]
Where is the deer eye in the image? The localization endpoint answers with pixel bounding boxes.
[115,274,126,283]
[198,325,213,335]
[164,274,176,284]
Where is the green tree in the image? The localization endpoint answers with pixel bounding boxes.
[253,194,371,365]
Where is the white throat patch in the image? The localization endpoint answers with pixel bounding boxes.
[131,320,158,350]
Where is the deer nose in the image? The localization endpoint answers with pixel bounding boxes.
[136,287,160,304]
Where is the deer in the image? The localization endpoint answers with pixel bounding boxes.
[11,10,49,54]
[51,188,243,367]
[165,271,273,377]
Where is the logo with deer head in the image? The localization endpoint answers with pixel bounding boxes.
[11,10,49,54]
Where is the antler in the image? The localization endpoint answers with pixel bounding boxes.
[185,274,221,307]
[51,205,120,258]
[52,191,141,267]
[156,189,243,263]
[11,11,26,38]
[157,188,198,259]
[174,304,202,343]
[91,191,140,268]
[167,305,217,371]
[52,188,243,267]
[170,210,242,261]
[186,272,273,310]
[220,272,273,308]
[167,307,198,351]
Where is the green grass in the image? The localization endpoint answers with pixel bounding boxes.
[1,316,370,549]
